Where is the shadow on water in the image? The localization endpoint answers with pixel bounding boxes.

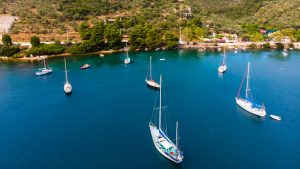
[153,149,183,169]
[236,106,266,122]
[145,84,160,91]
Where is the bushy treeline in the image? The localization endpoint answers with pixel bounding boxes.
[0,34,20,57]
[68,20,179,54]
[0,35,66,57]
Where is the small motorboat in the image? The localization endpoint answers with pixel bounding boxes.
[159,58,166,61]
[99,54,104,57]
[282,52,288,57]
[81,64,90,70]
[270,115,281,121]
[234,48,238,54]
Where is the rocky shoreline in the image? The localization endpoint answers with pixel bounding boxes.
[1,42,299,62]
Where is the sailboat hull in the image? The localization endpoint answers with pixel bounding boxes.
[149,123,183,163]
[124,58,130,64]
[218,65,227,73]
[235,97,266,117]
[145,79,160,89]
[64,83,72,95]
[35,68,53,76]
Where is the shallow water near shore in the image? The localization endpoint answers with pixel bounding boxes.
[0,49,299,169]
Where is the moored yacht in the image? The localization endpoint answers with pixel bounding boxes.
[36,57,52,76]
[235,62,266,117]
[63,57,72,95]
[145,56,160,89]
[218,49,227,73]
[149,75,184,163]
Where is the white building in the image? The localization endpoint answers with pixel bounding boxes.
[0,15,17,34]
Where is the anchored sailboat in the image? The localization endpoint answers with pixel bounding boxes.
[63,58,72,95]
[124,42,131,64]
[235,62,266,117]
[145,56,160,89]
[218,49,227,73]
[149,75,184,163]
[35,57,53,76]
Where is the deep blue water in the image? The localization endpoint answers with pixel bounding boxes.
[0,50,299,169]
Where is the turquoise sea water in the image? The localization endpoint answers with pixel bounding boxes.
[0,50,299,169]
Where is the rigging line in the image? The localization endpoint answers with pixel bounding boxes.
[145,62,150,80]
[150,88,159,122]
[237,64,248,97]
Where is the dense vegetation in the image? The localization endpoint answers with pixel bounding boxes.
[0,0,300,56]
[0,34,20,57]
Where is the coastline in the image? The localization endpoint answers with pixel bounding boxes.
[1,42,299,62]
[0,49,123,62]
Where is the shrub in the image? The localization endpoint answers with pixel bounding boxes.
[0,45,21,57]
[248,43,257,49]
[2,34,12,46]
[275,43,284,50]
[288,43,294,48]
[26,44,65,56]
[263,42,271,49]
[30,36,41,47]
[12,53,23,58]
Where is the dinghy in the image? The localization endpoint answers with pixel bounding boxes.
[270,115,281,121]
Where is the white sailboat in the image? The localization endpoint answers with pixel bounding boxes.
[282,49,288,57]
[235,62,266,117]
[124,42,131,64]
[149,75,184,163]
[63,58,72,94]
[145,56,160,89]
[218,49,227,73]
[36,57,53,76]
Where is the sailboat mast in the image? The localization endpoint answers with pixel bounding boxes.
[150,56,152,79]
[159,75,162,130]
[126,42,129,58]
[43,58,46,68]
[176,121,179,148]
[223,49,226,64]
[179,27,182,42]
[64,58,68,83]
[246,62,250,98]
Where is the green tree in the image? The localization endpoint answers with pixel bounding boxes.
[270,31,284,42]
[30,36,40,47]
[295,30,300,42]
[164,32,179,49]
[79,22,92,40]
[90,21,106,49]
[129,25,148,50]
[2,34,12,46]
[104,24,122,49]
[0,45,20,57]
[145,27,161,50]
[275,43,284,50]
[263,42,271,49]
[250,33,264,42]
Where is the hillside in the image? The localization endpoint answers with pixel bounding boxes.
[0,0,300,41]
